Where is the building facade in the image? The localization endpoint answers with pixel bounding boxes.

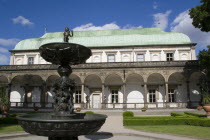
[0,28,202,109]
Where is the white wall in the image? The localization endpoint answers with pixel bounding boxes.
[11,45,195,65]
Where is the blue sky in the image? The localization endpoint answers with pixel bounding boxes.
[0,0,209,65]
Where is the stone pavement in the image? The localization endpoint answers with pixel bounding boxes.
[0,109,208,140]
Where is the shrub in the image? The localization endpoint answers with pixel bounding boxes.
[84,111,94,114]
[123,116,210,127]
[0,117,18,124]
[123,118,190,126]
[184,112,206,117]
[123,111,134,117]
[171,112,185,117]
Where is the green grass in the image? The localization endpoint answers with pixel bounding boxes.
[126,125,210,139]
[0,124,23,133]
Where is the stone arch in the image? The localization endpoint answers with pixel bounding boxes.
[10,75,45,104]
[104,73,124,104]
[46,75,59,86]
[126,73,144,105]
[147,73,165,103]
[168,72,186,102]
[147,73,165,85]
[168,72,185,85]
[84,74,102,88]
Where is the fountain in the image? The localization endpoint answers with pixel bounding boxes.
[16,27,107,140]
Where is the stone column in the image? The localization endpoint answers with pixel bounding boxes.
[7,83,12,100]
[123,83,127,109]
[81,84,85,109]
[186,80,191,108]
[40,84,47,108]
[165,82,169,108]
[102,83,105,109]
[144,83,148,107]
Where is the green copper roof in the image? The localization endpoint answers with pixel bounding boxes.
[13,28,192,50]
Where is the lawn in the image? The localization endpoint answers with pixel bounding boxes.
[0,124,23,133]
[126,125,210,139]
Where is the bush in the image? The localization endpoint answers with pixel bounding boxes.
[123,118,190,126]
[184,112,206,117]
[84,111,94,114]
[123,116,210,127]
[123,111,134,117]
[0,117,18,124]
[171,112,185,117]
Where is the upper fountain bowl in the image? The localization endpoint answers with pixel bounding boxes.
[39,42,92,65]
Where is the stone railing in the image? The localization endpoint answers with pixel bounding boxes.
[0,60,199,71]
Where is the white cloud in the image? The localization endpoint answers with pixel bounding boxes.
[153,2,158,9]
[0,38,20,46]
[73,22,143,31]
[0,54,9,65]
[170,10,210,48]
[73,22,120,31]
[12,16,34,26]
[153,10,172,30]
[0,47,8,53]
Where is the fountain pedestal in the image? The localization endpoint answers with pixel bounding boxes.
[17,42,107,140]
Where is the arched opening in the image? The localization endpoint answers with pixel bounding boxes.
[126,73,144,108]
[104,74,123,108]
[11,75,44,107]
[147,73,165,107]
[168,72,186,103]
[84,74,102,108]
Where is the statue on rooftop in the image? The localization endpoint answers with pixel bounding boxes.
[63,27,73,42]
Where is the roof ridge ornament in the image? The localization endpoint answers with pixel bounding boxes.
[63,27,73,42]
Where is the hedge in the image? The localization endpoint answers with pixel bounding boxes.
[123,111,134,117]
[184,112,206,118]
[0,117,18,124]
[124,117,210,127]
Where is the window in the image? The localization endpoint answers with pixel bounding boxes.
[149,89,156,103]
[111,89,118,103]
[137,54,144,62]
[168,89,175,102]
[166,53,173,61]
[28,57,34,65]
[75,90,81,103]
[108,54,115,62]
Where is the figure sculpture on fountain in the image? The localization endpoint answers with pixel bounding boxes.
[64,27,73,43]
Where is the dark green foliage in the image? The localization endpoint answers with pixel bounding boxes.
[184,112,206,117]
[197,46,210,104]
[84,111,94,114]
[171,112,185,117]
[0,117,18,124]
[123,115,210,127]
[123,111,134,117]
[123,118,192,126]
[189,0,210,32]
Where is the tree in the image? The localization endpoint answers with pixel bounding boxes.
[189,0,210,32]
[198,46,210,104]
